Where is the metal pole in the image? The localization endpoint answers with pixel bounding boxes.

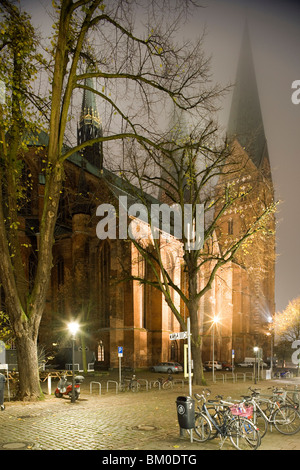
[187,317,193,443]
[119,356,122,385]
[270,331,273,377]
[71,336,76,403]
[187,317,192,397]
[212,322,215,383]
[48,375,52,395]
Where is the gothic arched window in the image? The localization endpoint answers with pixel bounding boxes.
[56,257,65,314]
[228,218,234,235]
[98,241,111,328]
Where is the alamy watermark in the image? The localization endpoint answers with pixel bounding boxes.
[291,80,300,104]
[292,339,300,366]
[96,196,204,251]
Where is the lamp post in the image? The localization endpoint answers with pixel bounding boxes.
[268,316,274,377]
[68,321,79,403]
[254,346,259,384]
[212,316,219,383]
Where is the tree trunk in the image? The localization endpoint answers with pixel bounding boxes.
[189,302,206,385]
[15,332,41,400]
[186,255,206,385]
[80,335,87,373]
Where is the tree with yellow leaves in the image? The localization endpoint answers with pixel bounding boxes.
[275,297,300,372]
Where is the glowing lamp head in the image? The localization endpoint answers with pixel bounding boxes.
[68,321,79,337]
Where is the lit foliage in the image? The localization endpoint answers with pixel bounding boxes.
[275,297,300,343]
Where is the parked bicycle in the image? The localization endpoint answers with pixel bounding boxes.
[240,387,300,438]
[192,389,261,450]
[119,374,140,392]
[268,386,299,409]
[273,370,291,379]
[152,374,173,390]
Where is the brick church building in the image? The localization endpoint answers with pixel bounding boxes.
[3,27,275,371]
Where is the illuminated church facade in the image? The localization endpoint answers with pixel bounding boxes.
[7,28,275,370]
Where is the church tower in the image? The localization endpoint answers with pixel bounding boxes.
[227,23,271,172]
[218,23,276,360]
[77,75,103,170]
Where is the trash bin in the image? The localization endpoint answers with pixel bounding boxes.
[176,396,195,429]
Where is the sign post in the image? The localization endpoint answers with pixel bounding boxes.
[170,319,193,442]
[169,327,192,394]
[118,347,123,385]
[187,318,192,397]
[169,331,188,341]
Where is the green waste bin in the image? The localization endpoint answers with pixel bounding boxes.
[176,396,195,429]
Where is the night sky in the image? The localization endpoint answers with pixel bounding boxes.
[17,0,300,312]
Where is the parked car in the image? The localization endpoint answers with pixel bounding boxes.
[204,361,222,371]
[238,361,253,368]
[150,362,183,373]
[222,362,234,371]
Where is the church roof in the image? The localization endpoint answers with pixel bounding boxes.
[227,24,269,168]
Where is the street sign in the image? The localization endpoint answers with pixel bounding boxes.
[118,346,123,357]
[169,331,188,340]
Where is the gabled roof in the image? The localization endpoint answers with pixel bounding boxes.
[227,23,269,168]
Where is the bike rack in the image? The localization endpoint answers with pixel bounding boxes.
[213,374,224,383]
[149,380,161,389]
[90,381,101,395]
[137,379,148,391]
[235,373,246,382]
[173,379,185,388]
[65,363,80,371]
[106,380,118,394]
[225,374,236,383]
[244,372,254,381]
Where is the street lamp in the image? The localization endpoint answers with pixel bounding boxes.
[68,321,79,403]
[267,315,274,376]
[212,315,219,383]
[254,346,259,384]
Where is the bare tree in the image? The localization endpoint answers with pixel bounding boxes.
[118,116,277,384]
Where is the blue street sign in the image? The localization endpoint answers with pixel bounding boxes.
[118,346,123,356]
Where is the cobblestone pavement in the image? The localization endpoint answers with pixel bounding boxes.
[0,373,299,452]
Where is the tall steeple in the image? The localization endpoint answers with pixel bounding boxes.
[227,23,269,169]
[77,75,103,170]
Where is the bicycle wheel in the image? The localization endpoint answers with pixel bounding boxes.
[162,380,172,390]
[229,417,261,450]
[273,405,300,435]
[252,410,268,438]
[130,380,140,392]
[193,412,212,442]
[206,406,224,440]
[152,380,161,389]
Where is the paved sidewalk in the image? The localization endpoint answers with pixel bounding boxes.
[0,374,299,451]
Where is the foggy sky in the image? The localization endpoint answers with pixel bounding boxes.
[16,0,300,312]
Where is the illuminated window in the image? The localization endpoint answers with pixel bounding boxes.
[97,342,104,361]
[99,241,110,328]
[228,219,234,235]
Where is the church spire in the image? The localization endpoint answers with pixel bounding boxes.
[77,74,103,170]
[227,23,269,168]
